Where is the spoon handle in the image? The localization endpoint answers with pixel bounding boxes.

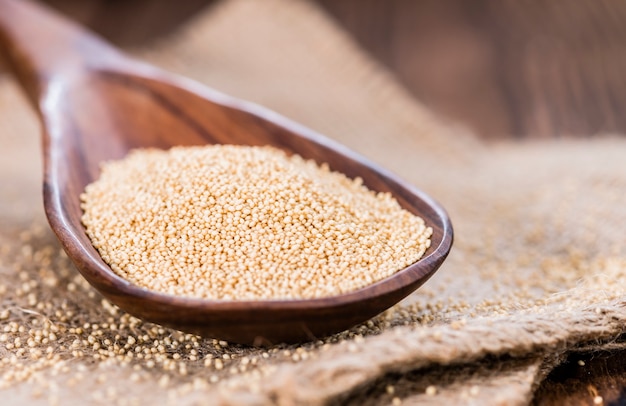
[0,0,124,106]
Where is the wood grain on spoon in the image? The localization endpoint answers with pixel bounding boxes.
[0,0,452,345]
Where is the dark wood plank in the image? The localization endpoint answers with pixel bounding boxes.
[534,347,626,405]
[42,0,213,46]
[317,0,626,139]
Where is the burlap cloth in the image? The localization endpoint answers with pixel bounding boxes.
[2,0,626,404]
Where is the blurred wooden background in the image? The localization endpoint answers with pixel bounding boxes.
[43,0,626,140]
[32,0,626,404]
[319,0,626,140]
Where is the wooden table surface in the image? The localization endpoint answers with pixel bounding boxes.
[318,0,626,141]
[31,0,626,404]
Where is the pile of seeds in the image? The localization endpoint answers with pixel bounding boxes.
[80,145,432,300]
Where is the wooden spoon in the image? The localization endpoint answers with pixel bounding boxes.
[0,0,453,345]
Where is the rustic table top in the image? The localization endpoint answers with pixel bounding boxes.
[318,0,626,141]
[30,0,626,404]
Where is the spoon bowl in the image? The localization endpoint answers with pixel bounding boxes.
[0,0,452,345]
